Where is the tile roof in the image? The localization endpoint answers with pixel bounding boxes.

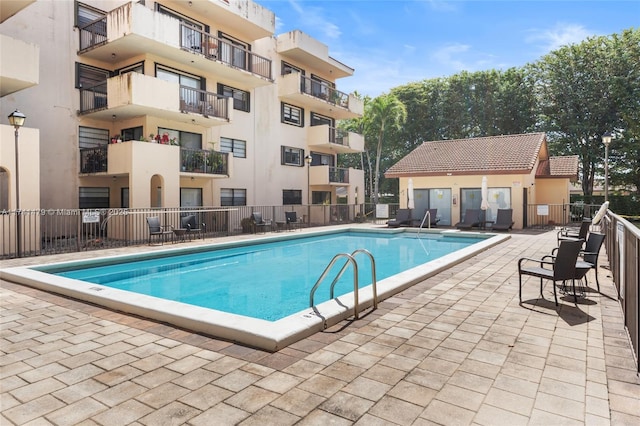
[385,133,547,177]
[538,155,579,179]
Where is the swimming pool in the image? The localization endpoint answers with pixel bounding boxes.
[1,227,509,350]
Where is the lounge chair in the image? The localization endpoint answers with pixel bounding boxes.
[285,211,302,231]
[427,209,440,227]
[180,214,205,240]
[251,212,272,233]
[518,239,582,305]
[557,218,591,245]
[491,209,514,231]
[386,209,412,228]
[146,216,173,245]
[455,209,481,230]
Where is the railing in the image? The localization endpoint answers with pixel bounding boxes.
[328,167,349,184]
[601,211,640,373]
[80,146,108,173]
[328,127,349,146]
[78,15,107,51]
[525,203,601,228]
[180,148,228,175]
[180,25,272,81]
[180,86,229,119]
[299,75,349,108]
[0,204,365,259]
[79,82,108,114]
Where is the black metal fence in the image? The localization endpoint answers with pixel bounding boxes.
[1,204,363,259]
[601,211,640,373]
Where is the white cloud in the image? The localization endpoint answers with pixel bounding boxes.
[526,23,593,52]
[287,0,341,40]
[431,43,471,72]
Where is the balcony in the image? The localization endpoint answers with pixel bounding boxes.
[0,34,39,96]
[309,165,352,186]
[277,30,353,79]
[308,125,364,154]
[78,2,272,87]
[78,73,232,126]
[1,0,36,23]
[279,73,363,119]
[80,142,228,178]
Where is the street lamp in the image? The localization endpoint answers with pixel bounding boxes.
[8,109,26,258]
[602,131,612,203]
[305,154,312,205]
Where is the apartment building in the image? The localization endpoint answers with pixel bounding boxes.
[1,0,364,217]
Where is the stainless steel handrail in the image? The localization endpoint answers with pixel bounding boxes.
[309,249,377,319]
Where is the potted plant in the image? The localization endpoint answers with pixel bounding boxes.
[241,217,254,233]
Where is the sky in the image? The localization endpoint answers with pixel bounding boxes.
[258,0,640,97]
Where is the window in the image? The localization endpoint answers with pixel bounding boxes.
[158,128,201,148]
[156,64,203,108]
[310,112,334,127]
[282,61,303,76]
[79,187,109,209]
[76,63,109,89]
[117,62,144,76]
[309,152,334,167]
[181,188,203,207]
[218,32,249,69]
[156,2,207,51]
[281,146,304,166]
[221,188,246,206]
[220,137,246,158]
[283,190,302,205]
[121,126,143,142]
[312,191,331,205]
[79,126,109,149]
[217,84,249,112]
[311,74,334,99]
[282,103,304,126]
[75,2,105,28]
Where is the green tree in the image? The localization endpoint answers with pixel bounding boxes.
[366,94,407,205]
[530,28,640,195]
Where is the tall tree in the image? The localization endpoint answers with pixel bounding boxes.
[366,94,407,205]
[529,29,639,195]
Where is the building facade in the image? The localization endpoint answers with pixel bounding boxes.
[385,133,579,229]
[1,0,364,216]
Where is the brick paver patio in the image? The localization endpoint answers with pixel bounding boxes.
[1,229,638,425]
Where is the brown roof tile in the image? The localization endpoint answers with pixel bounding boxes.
[385,133,546,177]
[537,155,579,179]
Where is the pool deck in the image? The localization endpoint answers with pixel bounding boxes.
[1,226,639,425]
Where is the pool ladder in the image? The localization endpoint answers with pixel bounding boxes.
[416,210,431,237]
[309,249,378,320]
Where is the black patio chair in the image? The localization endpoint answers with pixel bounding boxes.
[285,211,302,231]
[557,218,591,245]
[146,216,173,245]
[386,209,412,228]
[553,232,606,293]
[180,214,206,240]
[251,212,272,233]
[518,239,583,306]
[491,208,514,231]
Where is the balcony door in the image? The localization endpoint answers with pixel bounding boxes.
[156,66,202,108]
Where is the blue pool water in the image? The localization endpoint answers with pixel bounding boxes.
[48,231,487,321]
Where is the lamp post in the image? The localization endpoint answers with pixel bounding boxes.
[8,109,26,258]
[602,132,612,203]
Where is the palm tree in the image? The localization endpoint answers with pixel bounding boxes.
[366,94,407,205]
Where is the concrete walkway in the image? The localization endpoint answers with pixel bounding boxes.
[1,230,638,425]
